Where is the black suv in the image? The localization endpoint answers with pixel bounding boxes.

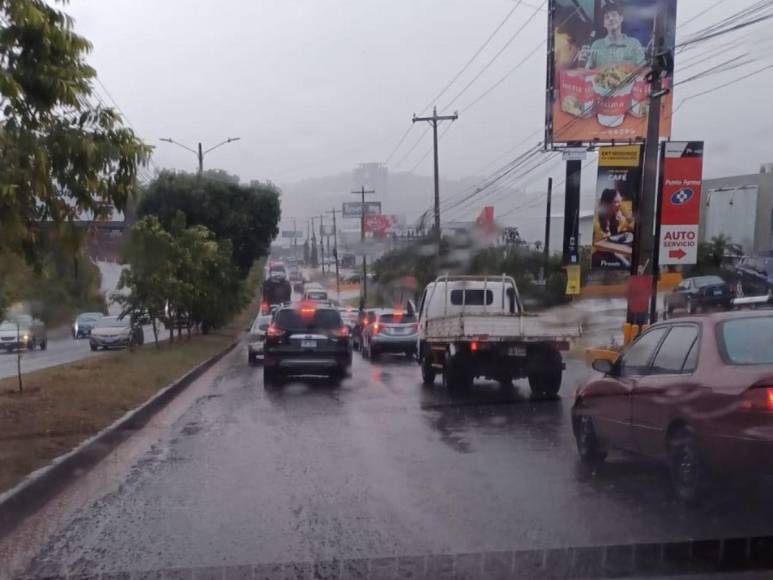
[263,303,352,385]
[735,256,773,298]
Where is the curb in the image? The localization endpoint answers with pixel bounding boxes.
[0,339,240,539]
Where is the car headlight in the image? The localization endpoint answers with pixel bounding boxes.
[21,334,29,341]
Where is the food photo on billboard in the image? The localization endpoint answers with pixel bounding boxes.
[591,145,643,270]
[547,0,676,144]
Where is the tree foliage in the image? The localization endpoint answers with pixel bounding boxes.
[688,234,743,277]
[117,215,247,346]
[0,0,151,261]
[137,171,281,274]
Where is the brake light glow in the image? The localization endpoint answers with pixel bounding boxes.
[301,307,316,314]
[260,301,270,315]
[331,326,349,338]
[266,325,286,338]
[471,341,478,352]
[372,322,381,333]
[740,387,773,411]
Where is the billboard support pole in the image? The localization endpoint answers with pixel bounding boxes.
[649,142,667,323]
[544,177,553,280]
[326,208,341,300]
[319,215,326,275]
[562,152,582,268]
[628,0,668,327]
[351,186,376,309]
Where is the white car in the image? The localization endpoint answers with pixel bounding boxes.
[248,312,273,365]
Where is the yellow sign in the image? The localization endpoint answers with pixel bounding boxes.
[565,265,581,296]
[598,145,642,168]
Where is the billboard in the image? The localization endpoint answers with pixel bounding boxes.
[658,141,704,265]
[591,145,642,271]
[342,201,381,219]
[281,230,303,239]
[546,0,677,145]
[363,214,396,235]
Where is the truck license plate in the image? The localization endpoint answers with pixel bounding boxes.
[301,340,317,348]
[509,346,526,357]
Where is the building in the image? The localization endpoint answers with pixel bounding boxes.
[700,165,773,256]
[352,163,388,207]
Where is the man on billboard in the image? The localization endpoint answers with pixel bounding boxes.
[585,3,646,69]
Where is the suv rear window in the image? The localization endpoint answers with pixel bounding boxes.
[275,309,342,332]
[719,317,773,365]
[379,313,417,323]
[450,289,494,306]
[306,291,327,300]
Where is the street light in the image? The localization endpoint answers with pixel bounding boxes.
[159,137,241,174]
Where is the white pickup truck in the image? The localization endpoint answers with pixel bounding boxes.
[416,275,581,397]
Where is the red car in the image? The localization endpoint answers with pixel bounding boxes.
[573,311,773,502]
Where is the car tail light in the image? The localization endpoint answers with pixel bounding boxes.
[266,324,286,338]
[260,301,270,315]
[740,387,773,412]
[470,341,479,352]
[330,326,349,339]
[372,322,381,334]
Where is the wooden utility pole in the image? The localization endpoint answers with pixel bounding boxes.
[318,214,326,274]
[412,106,458,240]
[351,186,376,309]
[326,208,341,300]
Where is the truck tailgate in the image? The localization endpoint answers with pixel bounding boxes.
[425,314,581,342]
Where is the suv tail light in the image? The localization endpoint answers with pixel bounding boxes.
[372,322,381,334]
[740,387,773,412]
[330,326,349,340]
[260,301,270,315]
[266,324,287,338]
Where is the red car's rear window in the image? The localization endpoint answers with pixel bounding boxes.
[719,316,773,365]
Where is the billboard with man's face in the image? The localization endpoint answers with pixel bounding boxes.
[546,0,677,145]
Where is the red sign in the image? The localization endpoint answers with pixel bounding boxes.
[659,142,704,266]
[363,214,394,235]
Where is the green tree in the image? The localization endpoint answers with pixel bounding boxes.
[116,216,179,347]
[690,234,743,276]
[0,0,150,262]
[137,171,281,274]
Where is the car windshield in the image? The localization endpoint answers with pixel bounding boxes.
[4,1,773,577]
[694,276,725,287]
[719,317,773,365]
[274,309,342,332]
[96,317,130,328]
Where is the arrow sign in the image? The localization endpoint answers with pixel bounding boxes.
[669,249,687,260]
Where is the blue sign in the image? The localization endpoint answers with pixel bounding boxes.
[671,188,694,206]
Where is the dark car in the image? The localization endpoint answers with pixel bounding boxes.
[72,312,104,339]
[573,311,773,503]
[360,309,418,360]
[735,255,773,298]
[664,275,732,316]
[263,303,352,385]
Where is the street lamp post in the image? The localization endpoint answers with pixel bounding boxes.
[160,137,241,174]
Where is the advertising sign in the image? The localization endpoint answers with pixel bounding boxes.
[546,0,677,145]
[281,230,303,239]
[363,214,395,235]
[659,141,704,265]
[591,145,642,271]
[342,201,381,219]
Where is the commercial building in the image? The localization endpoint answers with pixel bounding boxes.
[700,164,773,256]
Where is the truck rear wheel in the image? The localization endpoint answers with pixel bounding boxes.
[421,351,436,386]
[442,351,471,391]
[528,347,562,399]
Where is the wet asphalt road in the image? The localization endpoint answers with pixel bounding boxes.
[18,345,773,578]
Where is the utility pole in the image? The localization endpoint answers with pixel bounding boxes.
[351,186,376,309]
[293,218,298,259]
[544,177,553,281]
[159,137,241,175]
[318,215,326,274]
[311,216,318,268]
[412,106,458,240]
[326,208,341,300]
[628,0,671,327]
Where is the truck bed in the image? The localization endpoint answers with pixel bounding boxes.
[424,313,581,343]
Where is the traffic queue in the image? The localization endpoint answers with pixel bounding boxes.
[252,259,773,504]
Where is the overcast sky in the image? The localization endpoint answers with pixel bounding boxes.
[66,0,773,224]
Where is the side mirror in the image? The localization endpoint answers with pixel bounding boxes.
[592,359,615,375]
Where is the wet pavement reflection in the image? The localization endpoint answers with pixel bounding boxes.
[16,344,773,578]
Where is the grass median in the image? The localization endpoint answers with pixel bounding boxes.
[0,308,252,495]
